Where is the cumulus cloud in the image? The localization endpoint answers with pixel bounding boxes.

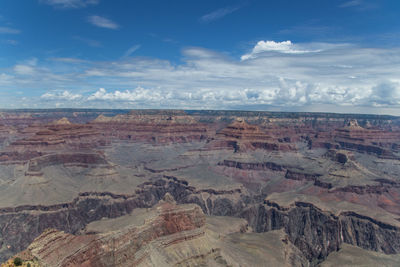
[86,87,272,108]
[88,15,119,30]
[88,87,163,102]
[80,43,400,112]
[2,40,400,114]
[200,5,241,23]
[241,40,321,60]
[370,82,400,105]
[41,90,82,100]
[40,0,99,9]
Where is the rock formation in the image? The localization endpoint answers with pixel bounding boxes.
[0,109,400,266]
[20,199,206,266]
[311,119,400,159]
[207,118,294,152]
[90,110,210,144]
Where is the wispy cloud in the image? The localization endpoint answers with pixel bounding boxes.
[24,58,38,66]
[0,26,20,34]
[12,58,38,76]
[339,0,363,8]
[2,39,19,45]
[122,45,141,58]
[279,24,338,38]
[73,35,102,47]
[88,15,119,29]
[3,41,400,114]
[200,5,241,23]
[13,65,36,76]
[148,33,179,44]
[0,73,14,86]
[339,0,377,10]
[49,57,88,63]
[40,0,99,9]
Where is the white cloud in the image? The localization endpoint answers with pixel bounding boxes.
[2,39,19,45]
[339,0,363,8]
[13,65,36,76]
[241,40,321,60]
[0,73,14,85]
[49,57,87,63]
[122,45,141,58]
[41,90,82,100]
[80,43,400,112]
[338,0,376,10]
[12,59,39,75]
[40,0,99,9]
[2,41,400,114]
[73,36,102,47]
[88,87,161,102]
[0,26,20,34]
[88,15,119,30]
[24,58,38,66]
[10,59,73,84]
[370,82,400,105]
[200,5,241,23]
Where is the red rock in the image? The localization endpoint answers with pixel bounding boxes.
[207,118,295,152]
[22,200,205,267]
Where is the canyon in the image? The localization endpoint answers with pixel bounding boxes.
[0,109,400,266]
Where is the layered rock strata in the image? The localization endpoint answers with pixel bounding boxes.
[207,119,294,152]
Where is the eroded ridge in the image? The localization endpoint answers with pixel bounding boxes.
[0,110,400,266]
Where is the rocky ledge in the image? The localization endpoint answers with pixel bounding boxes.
[15,194,205,267]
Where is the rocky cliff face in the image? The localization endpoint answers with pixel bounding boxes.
[90,112,210,144]
[22,198,206,267]
[240,201,400,264]
[0,123,106,165]
[1,110,400,266]
[310,119,400,159]
[0,174,247,261]
[207,118,294,152]
[6,196,312,267]
[4,185,400,266]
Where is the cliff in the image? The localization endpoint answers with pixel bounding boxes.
[1,109,400,266]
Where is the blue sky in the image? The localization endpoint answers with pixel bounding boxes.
[1,0,400,114]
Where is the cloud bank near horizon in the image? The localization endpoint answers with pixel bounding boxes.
[1,40,400,114]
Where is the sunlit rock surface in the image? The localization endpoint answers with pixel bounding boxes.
[0,109,400,266]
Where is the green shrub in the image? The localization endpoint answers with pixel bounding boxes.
[27,263,31,267]
[13,257,22,266]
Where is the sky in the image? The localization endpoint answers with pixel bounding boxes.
[0,0,400,115]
